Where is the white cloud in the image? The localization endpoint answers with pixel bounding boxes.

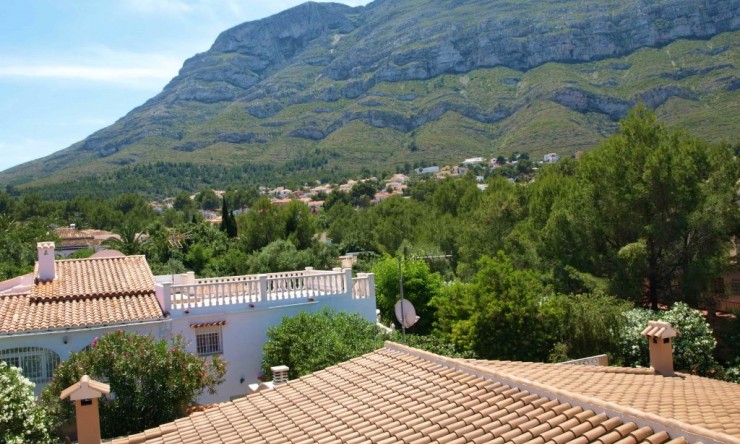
[0,65,172,82]
[0,47,183,89]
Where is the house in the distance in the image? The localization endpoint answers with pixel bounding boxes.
[53,225,117,257]
[0,242,376,403]
[544,152,560,163]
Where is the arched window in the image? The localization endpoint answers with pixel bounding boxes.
[0,347,61,383]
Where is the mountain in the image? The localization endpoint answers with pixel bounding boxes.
[3,0,739,195]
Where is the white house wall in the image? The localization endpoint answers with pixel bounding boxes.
[177,294,377,404]
[0,320,171,397]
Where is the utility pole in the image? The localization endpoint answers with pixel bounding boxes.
[397,254,406,342]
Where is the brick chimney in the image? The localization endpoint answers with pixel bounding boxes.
[36,241,56,282]
[60,375,110,444]
[641,320,678,376]
[271,365,290,385]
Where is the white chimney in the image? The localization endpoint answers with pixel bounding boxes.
[36,242,56,282]
[271,365,290,385]
[641,320,678,376]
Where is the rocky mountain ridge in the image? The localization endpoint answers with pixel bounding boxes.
[2,0,738,191]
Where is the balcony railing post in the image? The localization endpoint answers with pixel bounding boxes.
[155,282,172,314]
[343,268,353,296]
[366,273,375,299]
[258,274,268,302]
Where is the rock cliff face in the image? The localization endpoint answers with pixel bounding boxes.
[2,0,739,189]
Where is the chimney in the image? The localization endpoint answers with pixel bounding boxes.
[60,375,110,444]
[641,320,678,376]
[36,242,56,282]
[271,365,290,385]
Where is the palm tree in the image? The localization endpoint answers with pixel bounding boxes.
[103,224,148,255]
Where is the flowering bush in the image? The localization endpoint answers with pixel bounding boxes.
[40,331,226,439]
[619,303,717,374]
[0,361,54,444]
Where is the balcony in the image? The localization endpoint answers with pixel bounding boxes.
[155,267,375,316]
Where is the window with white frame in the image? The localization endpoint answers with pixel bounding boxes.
[195,326,223,355]
[0,347,61,383]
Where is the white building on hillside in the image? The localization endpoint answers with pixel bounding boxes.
[544,152,560,163]
[0,243,376,403]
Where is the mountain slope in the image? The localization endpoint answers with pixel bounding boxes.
[2,0,739,193]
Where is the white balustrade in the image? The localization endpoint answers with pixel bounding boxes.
[164,269,373,312]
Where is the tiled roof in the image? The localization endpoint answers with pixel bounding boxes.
[461,359,740,440]
[32,255,155,300]
[108,343,740,444]
[0,256,163,334]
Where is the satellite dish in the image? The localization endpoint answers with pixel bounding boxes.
[395,299,419,328]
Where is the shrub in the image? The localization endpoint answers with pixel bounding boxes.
[0,361,54,444]
[619,303,717,374]
[40,331,226,439]
[262,308,383,379]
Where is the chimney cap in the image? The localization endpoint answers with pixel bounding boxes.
[641,320,678,339]
[37,241,56,250]
[60,375,110,401]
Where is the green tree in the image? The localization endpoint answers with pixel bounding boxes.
[546,293,632,362]
[40,331,226,439]
[281,200,316,250]
[261,308,383,380]
[237,197,283,252]
[431,252,559,360]
[372,255,443,334]
[220,198,238,238]
[0,362,54,444]
[350,181,378,207]
[173,192,195,212]
[102,224,148,255]
[0,214,52,280]
[194,188,220,211]
[550,106,738,308]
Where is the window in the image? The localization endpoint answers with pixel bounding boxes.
[195,327,223,355]
[731,279,740,295]
[0,347,60,383]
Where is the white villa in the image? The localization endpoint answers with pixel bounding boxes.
[0,242,376,403]
[544,152,560,163]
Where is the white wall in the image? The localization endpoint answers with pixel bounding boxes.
[175,294,377,404]
[0,321,169,397]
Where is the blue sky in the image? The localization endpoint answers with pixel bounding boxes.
[0,0,370,173]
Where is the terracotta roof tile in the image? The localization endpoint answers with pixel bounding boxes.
[107,343,740,444]
[32,255,155,300]
[462,358,740,440]
[1,255,162,334]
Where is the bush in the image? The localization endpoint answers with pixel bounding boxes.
[392,333,477,359]
[619,303,718,374]
[0,361,54,444]
[40,331,226,439]
[262,308,383,379]
[546,293,632,362]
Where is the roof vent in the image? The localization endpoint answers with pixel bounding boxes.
[36,242,56,282]
[641,320,678,376]
[271,365,290,385]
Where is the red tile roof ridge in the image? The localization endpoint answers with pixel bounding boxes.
[383,342,740,444]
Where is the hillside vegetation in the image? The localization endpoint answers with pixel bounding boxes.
[1,0,738,195]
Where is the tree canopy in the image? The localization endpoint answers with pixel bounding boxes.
[40,331,226,439]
